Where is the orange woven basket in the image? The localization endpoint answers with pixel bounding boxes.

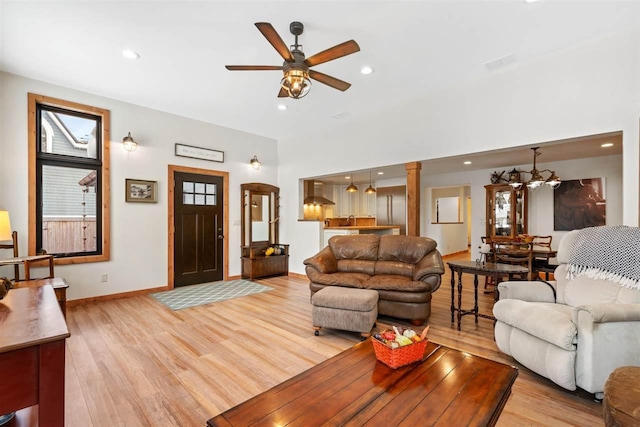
[372,338,428,369]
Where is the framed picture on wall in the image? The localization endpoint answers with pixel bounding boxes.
[125,179,158,203]
[553,177,606,231]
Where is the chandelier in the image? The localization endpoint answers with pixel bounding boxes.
[508,147,561,190]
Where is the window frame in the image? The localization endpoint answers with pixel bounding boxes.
[28,93,111,264]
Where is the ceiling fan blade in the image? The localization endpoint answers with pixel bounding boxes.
[255,22,294,62]
[308,70,351,91]
[225,65,283,71]
[277,87,289,98]
[305,40,360,67]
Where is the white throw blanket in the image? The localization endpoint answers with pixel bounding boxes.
[567,225,640,290]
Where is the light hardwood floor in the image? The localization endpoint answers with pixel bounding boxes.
[63,252,604,426]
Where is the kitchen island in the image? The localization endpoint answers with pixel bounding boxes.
[323,225,400,247]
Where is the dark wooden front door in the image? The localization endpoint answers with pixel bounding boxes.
[174,172,224,287]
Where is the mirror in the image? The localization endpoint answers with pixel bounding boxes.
[251,194,269,241]
[241,183,280,247]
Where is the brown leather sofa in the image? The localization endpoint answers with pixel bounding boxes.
[304,234,445,325]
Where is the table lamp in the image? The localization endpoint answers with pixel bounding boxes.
[0,210,11,242]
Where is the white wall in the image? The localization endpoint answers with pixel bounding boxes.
[423,155,622,261]
[0,72,278,300]
[278,30,638,275]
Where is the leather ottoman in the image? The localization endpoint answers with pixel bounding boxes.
[312,287,378,340]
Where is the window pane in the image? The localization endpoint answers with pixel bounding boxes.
[41,165,97,254]
[183,182,194,193]
[206,184,216,194]
[195,183,205,193]
[183,194,194,205]
[40,110,98,159]
[195,194,205,205]
[205,195,216,205]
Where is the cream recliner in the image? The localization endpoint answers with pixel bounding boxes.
[493,226,640,398]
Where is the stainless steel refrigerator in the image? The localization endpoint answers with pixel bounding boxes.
[376,186,406,235]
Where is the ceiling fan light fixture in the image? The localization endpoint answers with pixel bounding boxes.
[281,69,311,99]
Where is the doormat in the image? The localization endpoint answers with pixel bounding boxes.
[151,279,273,310]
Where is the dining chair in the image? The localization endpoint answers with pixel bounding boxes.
[532,235,554,279]
[492,241,534,281]
[0,230,19,280]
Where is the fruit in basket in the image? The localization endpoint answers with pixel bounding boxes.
[411,335,423,343]
[382,331,395,341]
[402,329,417,338]
[265,247,275,256]
[395,335,413,347]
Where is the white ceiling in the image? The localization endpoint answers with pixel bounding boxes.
[0,0,633,182]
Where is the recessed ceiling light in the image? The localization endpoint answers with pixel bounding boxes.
[361,66,373,75]
[525,0,539,3]
[345,176,351,180]
[463,161,472,165]
[122,49,140,60]
[377,172,384,175]
[601,142,614,148]
[277,104,288,111]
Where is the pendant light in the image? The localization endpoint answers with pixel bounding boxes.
[365,170,376,194]
[345,174,358,193]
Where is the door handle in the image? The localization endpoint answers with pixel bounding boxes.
[218,235,224,240]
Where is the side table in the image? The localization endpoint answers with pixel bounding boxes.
[447,260,529,331]
[14,278,68,318]
[603,366,640,426]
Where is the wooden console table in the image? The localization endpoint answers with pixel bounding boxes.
[0,254,54,281]
[0,286,70,426]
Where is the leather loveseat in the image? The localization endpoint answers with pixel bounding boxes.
[304,234,445,325]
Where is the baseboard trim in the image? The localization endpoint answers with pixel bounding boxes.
[67,286,168,307]
[442,250,471,259]
[288,272,307,280]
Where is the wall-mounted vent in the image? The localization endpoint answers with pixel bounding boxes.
[303,180,335,205]
[484,54,516,71]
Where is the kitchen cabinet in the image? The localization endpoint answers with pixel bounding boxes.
[332,185,375,217]
[359,190,376,217]
[485,184,528,241]
[335,185,360,217]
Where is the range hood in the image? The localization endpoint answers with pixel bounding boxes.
[303,180,335,205]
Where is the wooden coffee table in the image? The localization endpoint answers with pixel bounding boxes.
[207,340,517,426]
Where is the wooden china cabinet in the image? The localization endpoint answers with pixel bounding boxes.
[240,183,289,280]
[485,184,528,241]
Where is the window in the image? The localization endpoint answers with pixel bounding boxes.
[28,93,110,263]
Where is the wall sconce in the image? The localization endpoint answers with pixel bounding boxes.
[250,155,261,170]
[122,132,138,152]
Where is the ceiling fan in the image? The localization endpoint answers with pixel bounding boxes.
[225,21,360,99]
